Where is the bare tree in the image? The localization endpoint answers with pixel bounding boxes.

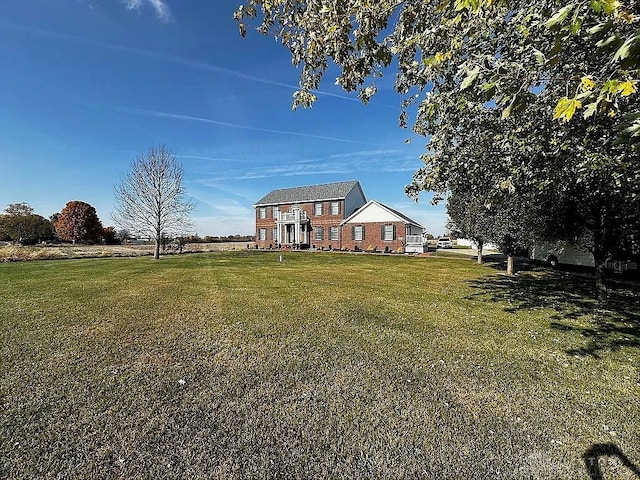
[112,146,194,259]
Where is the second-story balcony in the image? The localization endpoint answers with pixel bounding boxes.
[277,209,308,223]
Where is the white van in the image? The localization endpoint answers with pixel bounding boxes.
[529,241,637,273]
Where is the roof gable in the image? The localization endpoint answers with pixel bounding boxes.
[341,200,423,228]
[255,180,364,206]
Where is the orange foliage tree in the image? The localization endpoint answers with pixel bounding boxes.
[55,201,103,244]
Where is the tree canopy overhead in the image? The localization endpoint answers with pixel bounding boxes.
[235,0,638,204]
[235,0,638,128]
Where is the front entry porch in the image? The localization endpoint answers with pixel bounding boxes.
[276,206,311,248]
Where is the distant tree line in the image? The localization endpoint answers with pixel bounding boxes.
[181,234,255,243]
[0,203,54,245]
[0,201,117,245]
[0,202,253,247]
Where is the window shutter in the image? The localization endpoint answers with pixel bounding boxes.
[351,225,355,240]
[393,224,397,240]
[362,225,365,240]
[381,225,384,240]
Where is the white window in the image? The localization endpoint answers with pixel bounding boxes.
[330,226,339,241]
[330,201,340,215]
[272,228,278,241]
[353,225,364,241]
[272,206,279,218]
[259,207,266,219]
[259,228,266,241]
[383,224,395,241]
[314,202,323,216]
[314,226,324,241]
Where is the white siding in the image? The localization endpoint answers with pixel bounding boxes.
[344,202,398,223]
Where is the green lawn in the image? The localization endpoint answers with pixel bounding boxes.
[1,251,638,479]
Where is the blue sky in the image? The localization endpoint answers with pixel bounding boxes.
[0,0,447,236]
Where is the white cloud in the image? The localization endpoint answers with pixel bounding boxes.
[124,0,171,22]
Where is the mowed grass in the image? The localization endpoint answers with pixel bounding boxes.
[1,251,638,479]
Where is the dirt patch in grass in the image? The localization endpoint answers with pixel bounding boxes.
[1,252,639,479]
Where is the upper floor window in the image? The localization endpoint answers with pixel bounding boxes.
[353,225,364,241]
[330,201,340,215]
[383,224,396,241]
[314,202,323,216]
[259,207,266,219]
[272,206,279,218]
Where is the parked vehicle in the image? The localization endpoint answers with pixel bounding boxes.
[529,241,638,273]
[437,237,453,249]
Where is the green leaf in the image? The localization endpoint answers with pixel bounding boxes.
[501,96,517,119]
[613,35,639,61]
[569,17,583,35]
[460,66,480,90]
[546,4,574,28]
[532,48,546,65]
[587,22,609,36]
[597,34,621,50]
[602,0,620,15]
[583,100,600,119]
[602,79,620,95]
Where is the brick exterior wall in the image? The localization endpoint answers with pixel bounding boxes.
[340,221,407,252]
[255,200,346,249]
[255,206,276,248]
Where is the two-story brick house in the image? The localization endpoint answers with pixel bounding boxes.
[254,180,367,249]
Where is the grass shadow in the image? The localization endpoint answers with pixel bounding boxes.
[583,443,640,480]
[466,270,640,357]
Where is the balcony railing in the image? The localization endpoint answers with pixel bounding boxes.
[277,210,308,223]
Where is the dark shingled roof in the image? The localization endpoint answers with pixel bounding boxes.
[255,180,363,206]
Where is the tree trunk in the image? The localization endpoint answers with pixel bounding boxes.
[592,209,607,300]
[154,232,161,260]
[506,255,515,276]
[477,241,483,264]
[593,246,607,300]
